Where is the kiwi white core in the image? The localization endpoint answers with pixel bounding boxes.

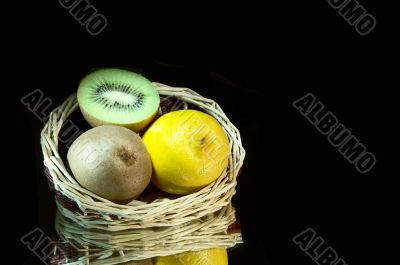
[77,68,160,126]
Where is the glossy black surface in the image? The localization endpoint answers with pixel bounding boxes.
[7,1,395,264]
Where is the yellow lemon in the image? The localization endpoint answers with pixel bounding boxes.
[143,110,230,195]
[155,248,228,265]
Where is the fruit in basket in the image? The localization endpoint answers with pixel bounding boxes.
[67,125,152,202]
[77,68,160,132]
[143,110,230,195]
[155,248,228,265]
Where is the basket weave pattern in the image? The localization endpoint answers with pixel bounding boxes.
[41,82,245,263]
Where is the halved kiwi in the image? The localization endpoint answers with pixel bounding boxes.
[77,68,160,132]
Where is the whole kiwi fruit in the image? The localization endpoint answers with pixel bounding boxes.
[67,125,152,202]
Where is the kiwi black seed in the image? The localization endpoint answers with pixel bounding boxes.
[77,68,160,132]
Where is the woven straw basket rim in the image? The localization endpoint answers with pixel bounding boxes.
[41,82,245,264]
[41,82,246,229]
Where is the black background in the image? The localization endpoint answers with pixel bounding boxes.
[6,0,396,264]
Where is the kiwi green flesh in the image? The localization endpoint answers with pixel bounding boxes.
[77,69,160,128]
[80,108,157,133]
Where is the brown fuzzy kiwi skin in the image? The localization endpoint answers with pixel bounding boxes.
[67,125,152,202]
[79,105,159,133]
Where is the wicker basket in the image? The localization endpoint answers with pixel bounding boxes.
[41,82,245,264]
